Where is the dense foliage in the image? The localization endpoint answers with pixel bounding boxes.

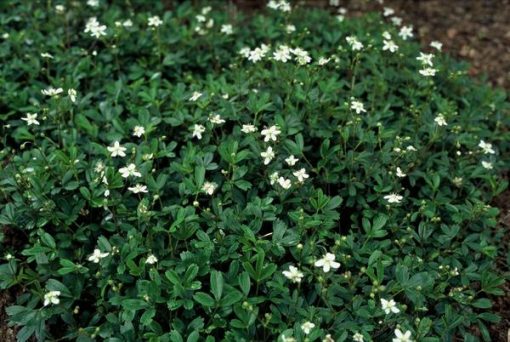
[0,1,509,341]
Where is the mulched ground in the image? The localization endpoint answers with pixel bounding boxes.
[1,1,509,341]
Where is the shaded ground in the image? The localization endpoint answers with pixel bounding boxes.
[2,1,509,341]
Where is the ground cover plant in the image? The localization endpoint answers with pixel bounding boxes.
[0,0,509,341]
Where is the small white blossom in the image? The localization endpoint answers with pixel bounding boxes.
[241,124,257,133]
[346,36,364,51]
[146,254,158,264]
[434,114,447,126]
[395,167,406,178]
[84,17,107,38]
[293,168,309,183]
[261,125,281,142]
[384,193,403,204]
[192,124,206,140]
[314,252,340,272]
[383,40,399,53]
[209,114,225,125]
[128,184,148,194]
[318,57,331,65]
[430,41,443,51]
[248,47,267,63]
[189,91,203,102]
[267,0,291,12]
[133,126,145,137]
[21,113,40,126]
[68,88,77,103]
[202,181,218,195]
[393,329,412,342]
[269,172,279,185]
[381,298,400,314]
[41,87,64,96]
[292,48,311,65]
[398,26,413,40]
[148,16,163,27]
[301,321,315,335]
[277,177,292,189]
[261,147,275,165]
[273,45,292,63]
[220,24,233,35]
[417,52,434,66]
[323,334,335,342]
[43,290,61,306]
[55,5,65,13]
[285,155,299,166]
[286,24,296,34]
[350,99,366,114]
[383,7,395,16]
[88,248,109,263]
[353,332,365,342]
[239,47,251,58]
[419,68,437,77]
[391,17,403,26]
[41,52,54,59]
[481,161,493,170]
[478,140,495,154]
[87,0,99,7]
[107,141,127,157]
[119,163,141,178]
[282,265,304,283]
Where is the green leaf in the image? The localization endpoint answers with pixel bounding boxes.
[210,271,224,301]
[193,292,215,307]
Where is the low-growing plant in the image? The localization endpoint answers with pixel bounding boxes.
[0,0,509,341]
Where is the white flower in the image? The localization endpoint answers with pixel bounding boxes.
[261,147,275,165]
[323,334,335,342]
[41,52,54,59]
[346,36,364,51]
[381,298,400,314]
[391,17,403,26]
[481,161,493,170]
[189,91,203,102]
[87,0,99,7]
[293,168,309,183]
[220,24,233,35]
[430,41,443,51]
[318,57,331,65]
[209,114,225,125]
[261,125,281,142]
[202,181,218,195]
[406,145,417,152]
[119,163,141,178]
[273,45,292,63]
[350,99,366,114]
[434,114,447,126]
[122,19,133,27]
[55,5,65,13]
[417,52,434,66]
[146,254,158,264]
[277,177,292,189]
[68,89,77,103]
[41,87,63,96]
[239,47,251,58]
[269,172,279,185]
[285,155,299,166]
[353,332,365,342]
[241,124,257,133]
[84,17,107,38]
[133,126,145,137]
[395,167,406,178]
[248,47,267,63]
[192,124,206,140]
[419,68,437,77]
[128,184,148,194]
[292,48,311,65]
[21,113,40,126]
[43,290,61,306]
[384,193,403,203]
[286,24,296,34]
[382,31,392,40]
[393,329,413,342]
[478,140,495,154]
[107,141,127,157]
[282,336,296,342]
[398,26,413,40]
[383,40,399,53]
[314,252,340,272]
[383,7,395,16]
[282,265,304,283]
[88,248,109,263]
[301,322,315,335]
[267,0,291,12]
[148,16,163,27]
